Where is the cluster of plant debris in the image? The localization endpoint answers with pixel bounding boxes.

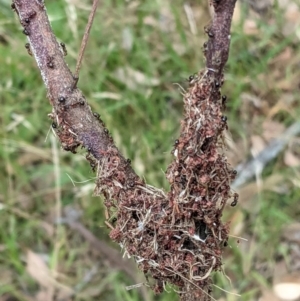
[95,64,236,299]
[13,0,238,300]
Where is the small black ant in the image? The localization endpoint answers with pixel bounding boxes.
[51,122,57,128]
[208,31,214,38]
[203,42,208,55]
[232,170,237,176]
[174,139,179,145]
[24,18,30,23]
[58,96,66,103]
[221,95,227,110]
[231,169,237,180]
[204,26,214,38]
[23,29,29,35]
[129,182,135,188]
[60,42,67,56]
[188,74,198,86]
[221,115,227,122]
[231,193,239,207]
[47,57,54,68]
[25,43,32,56]
[90,163,96,171]
[93,112,100,119]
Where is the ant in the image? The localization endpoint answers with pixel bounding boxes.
[25,43,32,56]
[60,42,67,56]
[204,26,214,38]
[58,96,66,103]
[221,95,227,110]
[231,193,239,207]
[221,115,227,122]
[93,112,100,119]
[46,56,54,69]
[23,29,29,36]
[188,73,198,86]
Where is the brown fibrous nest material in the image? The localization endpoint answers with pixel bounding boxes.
[12,0,237,299]
[94,69,235,298]
[93,1,238,298]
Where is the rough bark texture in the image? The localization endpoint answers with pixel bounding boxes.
[13,0,237,300]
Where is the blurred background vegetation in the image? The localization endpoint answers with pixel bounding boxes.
[1,0,300,300]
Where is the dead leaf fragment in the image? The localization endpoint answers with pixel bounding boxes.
[26,250,73,300]
[262,120,285,142]
[26,250,54,288]
[273,260,300,300]
[274,282,300,301]
[284,150,300,167]
[244,19,260,35]
[282,223,300,244]
[251,135,266,156]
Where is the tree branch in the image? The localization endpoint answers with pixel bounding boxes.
[13,0,237,300]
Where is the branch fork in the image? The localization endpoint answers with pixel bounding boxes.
[13,0,237,300]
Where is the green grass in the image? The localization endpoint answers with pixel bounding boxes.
[1,0,300,300]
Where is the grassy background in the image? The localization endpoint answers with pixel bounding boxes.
[1,0,300,300]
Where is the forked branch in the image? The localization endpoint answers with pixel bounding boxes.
[13,0,237,300]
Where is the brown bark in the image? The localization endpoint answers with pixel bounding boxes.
[12,0,237,300]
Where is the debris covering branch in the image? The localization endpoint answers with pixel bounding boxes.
[13,0,237,300]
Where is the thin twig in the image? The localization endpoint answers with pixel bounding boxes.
[73,0,99,83]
